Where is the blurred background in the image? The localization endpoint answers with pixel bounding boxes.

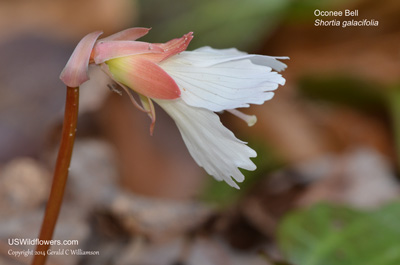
[1,0,400,264]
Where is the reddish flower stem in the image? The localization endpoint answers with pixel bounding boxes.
[31,86,79,265]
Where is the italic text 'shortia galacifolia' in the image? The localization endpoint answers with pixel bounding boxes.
[60,27,288,189]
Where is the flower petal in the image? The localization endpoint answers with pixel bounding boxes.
[93,41,164,64]
[156,98,256,189]
[100,27,151,41]
[60,31,103,87]
[106,56,181,99]
[191,46,289,72]
[160,48,286,112]
[142,32,194,63]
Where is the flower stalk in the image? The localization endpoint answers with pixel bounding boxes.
[31,86,79,265]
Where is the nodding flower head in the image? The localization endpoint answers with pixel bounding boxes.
[60,27,288,189]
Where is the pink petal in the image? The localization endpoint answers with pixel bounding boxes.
[60,31,103,87]
[93,41,164,64]
[100,27,151,41]
[106,56,181,99]
[143,32,194,63]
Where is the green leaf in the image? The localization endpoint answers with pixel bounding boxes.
[285,0,356,21]
[387,85,400,170]
[278,202,400,265]
[138,0,290,50]
[298,75,387,115]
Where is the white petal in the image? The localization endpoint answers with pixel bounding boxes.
[156,99,256,189]
[160,47,287,112]
[191,46,289,72]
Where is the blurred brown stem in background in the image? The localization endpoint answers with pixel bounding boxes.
[31,86,79,265]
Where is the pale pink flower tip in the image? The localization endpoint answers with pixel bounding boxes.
[60,31,103,87]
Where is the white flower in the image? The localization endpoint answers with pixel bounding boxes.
[155,47,287,188]
[156,98,257,189]
[161,46,287,112]
[60,28,288,188]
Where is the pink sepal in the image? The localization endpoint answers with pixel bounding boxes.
[145,32,194,63]
[60,31,103,87]
[93,41,164,64]
[100,27,151,41]
[108,57,181,99]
